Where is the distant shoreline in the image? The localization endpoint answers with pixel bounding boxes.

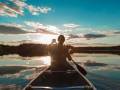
[0,43,120,57]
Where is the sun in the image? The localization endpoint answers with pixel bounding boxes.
[35,34,58,44]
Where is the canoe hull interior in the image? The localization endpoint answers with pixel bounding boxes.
[31,70,89,87]
[24,62,96,90]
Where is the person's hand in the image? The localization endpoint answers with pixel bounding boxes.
[68,59,72,61]
[69,49,74,54]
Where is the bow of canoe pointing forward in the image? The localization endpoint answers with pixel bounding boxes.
[23,60,96,90]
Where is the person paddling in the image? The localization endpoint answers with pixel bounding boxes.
[48,35,73,70]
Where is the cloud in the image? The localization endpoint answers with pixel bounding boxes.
[114,31,120,34]
[46,25,61,33]
[0,24,28,34]
[68,33,107,40]
[63,23,80,29]
[24,21,60,35]
[95,30,120,36]
[11,0,27,8]
[68,34,81,39]
[24,21,114,38]
[27,5,52,15]
[0,2,20,17]
[36,28,59,35]
[83,33,106,39]
[0,0,27,17]
[0,0,52,17]
[24,21,44,29]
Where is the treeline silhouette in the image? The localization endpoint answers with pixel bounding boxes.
[73,46,120,55]
[0,43,120,57]
[0,43,48,57]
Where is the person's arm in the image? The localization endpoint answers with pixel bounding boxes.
[67,52,72,61]
[66,48,73,61]
[66,45,74,60]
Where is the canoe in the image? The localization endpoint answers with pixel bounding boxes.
[23,60,96,90]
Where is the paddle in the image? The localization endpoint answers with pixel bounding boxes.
[71,59,87,76]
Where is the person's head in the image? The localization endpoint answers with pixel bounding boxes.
[58,35,65,44]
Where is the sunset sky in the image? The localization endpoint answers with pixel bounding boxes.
[0,0,120,45]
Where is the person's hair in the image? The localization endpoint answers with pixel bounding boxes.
[58,35,65,42]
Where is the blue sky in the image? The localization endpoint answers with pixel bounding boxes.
[0,0,120,45]
[0,0,120,28]
[30,0,120,28]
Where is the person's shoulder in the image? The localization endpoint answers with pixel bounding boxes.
[64,44,73,49]
[63,45,69,50]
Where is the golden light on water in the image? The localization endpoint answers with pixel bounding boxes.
[42,56,51,65]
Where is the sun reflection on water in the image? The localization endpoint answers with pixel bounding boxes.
[41,56,51,66]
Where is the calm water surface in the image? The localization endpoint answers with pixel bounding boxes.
[0,54,120,90]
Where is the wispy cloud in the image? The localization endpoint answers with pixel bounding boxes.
[63,23,80,29]
[0,0,52,17]
[46,25,61,33]
[0,24,27,34]
[0,2,19,17]
[24,21,120,37]
[27,5,52,15]
[68,33,107,40]
[24,21,60,35]
[0,21,60,35]
[24,21,45,30]
[83,33,106,39]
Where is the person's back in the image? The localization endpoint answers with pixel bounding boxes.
[50,43,69,65]
[48,35,72,70]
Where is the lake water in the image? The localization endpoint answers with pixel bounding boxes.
[0,54,120,90]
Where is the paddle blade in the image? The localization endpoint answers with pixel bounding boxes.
[72,60,87,76]
[76,64,87,76]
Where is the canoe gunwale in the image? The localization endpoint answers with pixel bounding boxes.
[23,66,49,90]
[68,60,96,90]
[30,85,94,89]
[23,60,96,90]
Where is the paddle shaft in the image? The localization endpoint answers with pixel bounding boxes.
[71,59,87,76]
